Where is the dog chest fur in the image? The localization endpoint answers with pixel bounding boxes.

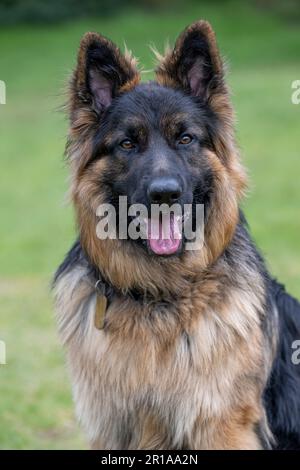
[54,260,267,449]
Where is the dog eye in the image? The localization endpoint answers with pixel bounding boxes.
[178,134,193,145]
[120,139,135,150]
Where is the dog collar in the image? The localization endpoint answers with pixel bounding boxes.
[92,264,175,330]
[93,274,158,330]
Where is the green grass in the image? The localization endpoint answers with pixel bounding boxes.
[0,1,299,449]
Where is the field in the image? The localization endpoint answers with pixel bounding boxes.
[0,1,299,449]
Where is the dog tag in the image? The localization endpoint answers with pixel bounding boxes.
[94,294,107,330]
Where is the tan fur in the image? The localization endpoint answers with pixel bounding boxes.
[55,256,269,449]
[54,20,274,450]
[71,143,245,297]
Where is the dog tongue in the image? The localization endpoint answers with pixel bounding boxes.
[148,214,181,255]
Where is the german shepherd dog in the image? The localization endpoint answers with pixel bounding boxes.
[53,21,300,449]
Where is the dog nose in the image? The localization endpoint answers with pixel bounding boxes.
[147,177,182,205]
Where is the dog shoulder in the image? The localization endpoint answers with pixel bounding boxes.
[53,240,96,345]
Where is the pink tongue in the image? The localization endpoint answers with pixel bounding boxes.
[148,214,181,255]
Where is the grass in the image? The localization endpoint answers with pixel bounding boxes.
[0,1,299,449]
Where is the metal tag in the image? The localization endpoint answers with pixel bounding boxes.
[94,294,107,330]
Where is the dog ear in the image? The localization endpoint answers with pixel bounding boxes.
[71,32,140,115]
[155,21,225,101]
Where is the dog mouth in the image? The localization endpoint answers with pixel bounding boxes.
[147,213,182,256]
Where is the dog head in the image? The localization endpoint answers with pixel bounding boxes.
[67,21,246,293]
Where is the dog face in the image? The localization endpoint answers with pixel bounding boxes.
[88,82,216,255]
[67,22,246,287]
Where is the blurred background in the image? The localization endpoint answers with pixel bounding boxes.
[0,0,299,450]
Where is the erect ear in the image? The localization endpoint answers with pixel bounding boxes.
[155,21,225,101]
[71,32,140,115]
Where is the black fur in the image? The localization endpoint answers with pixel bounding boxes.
[264,280,300,449]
